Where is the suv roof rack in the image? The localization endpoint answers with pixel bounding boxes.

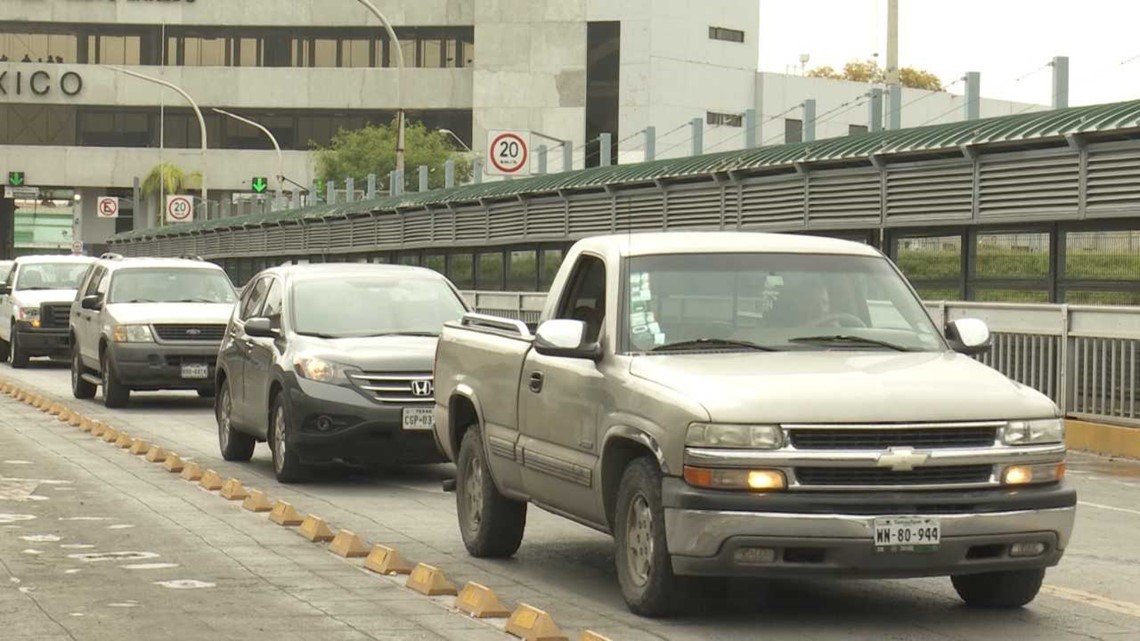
[99,252,124,260]
[179,255,205,261]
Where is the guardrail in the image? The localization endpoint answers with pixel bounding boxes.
[461,291,1140,427]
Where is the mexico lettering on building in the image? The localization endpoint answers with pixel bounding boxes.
[0,69,83,97]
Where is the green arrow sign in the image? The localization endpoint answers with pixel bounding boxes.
[251,177,268,194]
[8,172,25,187]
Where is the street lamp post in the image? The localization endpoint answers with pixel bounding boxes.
[110,66,208,219]
[212,108,285,210]
[439,128,473,153]
[354,0,406,174]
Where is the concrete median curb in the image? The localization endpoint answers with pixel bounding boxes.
[1067,419,1140,459]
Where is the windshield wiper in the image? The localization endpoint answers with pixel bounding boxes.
[788,334,914,352]
[650,338,778,353]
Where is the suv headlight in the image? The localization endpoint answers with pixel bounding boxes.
[1003,418,1064,446]
[685,423,785,449]
[293,356,352,384]
[112,324,154,343]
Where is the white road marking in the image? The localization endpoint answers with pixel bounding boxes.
[1079,501,1140,517]
[58,516,109,521]
[106,524,135,530]
[25,495,48,501]
[155,579,215,589]
[1043,585,1140,619]
[59,544,95,549]
[2,461,33,465]
[64,569,82,575]
[124,563,180,570]
[68,613,85,617]
[20,534,61,542]
[107,602,139,608]
[0,514,36,524]
[21,549,44,555]
[68,551,160,562]
[18,586,35,594]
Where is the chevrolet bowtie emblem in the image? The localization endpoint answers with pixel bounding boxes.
[876,446,930,472]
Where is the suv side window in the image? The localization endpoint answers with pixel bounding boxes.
[555,254,607,342]
[239,277,270,321]
[260,279,283,326]
[82,267,104,298]
[4,263,16,288]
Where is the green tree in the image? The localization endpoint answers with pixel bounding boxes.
[141,162,201,225]
[313,119,473,194]
[807,59,944,91]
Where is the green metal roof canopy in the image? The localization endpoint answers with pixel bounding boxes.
[114,99,1140,242]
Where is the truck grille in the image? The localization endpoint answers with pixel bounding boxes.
[794,465,994,487]
[789,426,998,450]
[348,372,434,404]
[152,324,226,342]
[39,303,71,329]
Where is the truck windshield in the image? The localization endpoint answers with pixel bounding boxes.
[108,269,237,304]
[15,262,89,290]
[291,276,467,338]
[625,252,945,353]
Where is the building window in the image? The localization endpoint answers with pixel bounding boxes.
[449,253,474,289]
[708,27,745,43]
[477,252,504,290]
[707,112,743,127]
[785,118,803,144]
[507,250,538,291]
[540,249,564,289]
[849,124,869,136]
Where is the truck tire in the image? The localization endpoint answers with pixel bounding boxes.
[101,352,130,408]
[456,425,526,558]
[0,333,9,362]
[614,457,682,618]
[71,347,96,399]
[952,568,1045,608]
[217,380,255,462]
[270,394,307,483]
[9,326,28,368]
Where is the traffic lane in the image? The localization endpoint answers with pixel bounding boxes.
[4,363,1140,640]
[0,391,493,641]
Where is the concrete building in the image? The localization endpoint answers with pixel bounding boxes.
[0,0,1042,251]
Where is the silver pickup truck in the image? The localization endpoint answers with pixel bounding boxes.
[433,232,1075,617]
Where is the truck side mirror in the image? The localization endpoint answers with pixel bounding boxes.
[534,319,602,361]
[945,318,991,355]
[0,284,9,296]
[80,294,103,310]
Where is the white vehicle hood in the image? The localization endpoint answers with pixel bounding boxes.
[629,350,1058,424]
[105,303,236,326]
[11,289,79,307]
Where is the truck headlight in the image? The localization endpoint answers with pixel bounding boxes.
[112,324,154,343]
[685,423,785,449]
[15,306,40,327]
[1003,418,1064,446]
[293,356,351,384]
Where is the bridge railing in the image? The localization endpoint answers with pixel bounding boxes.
[461,292,1140,427]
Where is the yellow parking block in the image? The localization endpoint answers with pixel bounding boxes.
[406,563,457,597]
[180,462,204,481]
[219,479,249,501]
[89,422,106,437]
[163,453,185,473]
[364,545,415,576]
[79,417,96,432]
[578,632,614,641]
[68,412,83,427]
[101,428,120,443]
[456,582,511,618]
[268,500,304,526]
[48,402,63,416]
[329,529,369,558]
[128,438,149,455]
[114,433,133,449]
[198,469,224,491]
[506,604,568,641]
[242,490,273,513]
[144,446,167,463]
[298,515,336,542]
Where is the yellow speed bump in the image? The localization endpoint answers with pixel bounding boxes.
[180,461,204,481]
[89,422,106,437]
[364,544,414,576]
[16,390,28,403]
[456,582,511,618]
[505,604,568,641]
[58,409,74,422]
[48,402,63,416]
[298,515,336,542]
[219,479,249,501]
[329,529,369,558]
[406,563,458,597]
[35,396,49,410]
[578,632,614,641]
[163,453,185,473]
[101,428,120,443]
[68,412,83,427]
[242,490,273,513]
[114,432,133,449]
[269,501,304,526]
[144,446,167,463]
[79,417,96,432]
[128,438,149,455]
[198,469,224,491]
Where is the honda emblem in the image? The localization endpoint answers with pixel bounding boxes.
[410,379,434,397]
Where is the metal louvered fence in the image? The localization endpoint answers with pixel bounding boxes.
[464,293,1140,427]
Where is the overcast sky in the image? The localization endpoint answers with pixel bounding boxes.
[758,0,1140,107]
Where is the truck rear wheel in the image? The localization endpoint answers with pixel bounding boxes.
[614,457,682,617]
[456,425,526,558]
[71,347,96,400]
[101,353,130,408]
[9,326,28,369]
[952,568,1045,608]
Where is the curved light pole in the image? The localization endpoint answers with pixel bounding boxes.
[110,66,208,220]
[439,128,473,153]
[212,108,285,210]
[354,0,406,173]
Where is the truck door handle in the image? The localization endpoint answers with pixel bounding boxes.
[528,372,544,394]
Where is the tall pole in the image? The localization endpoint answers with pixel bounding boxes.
[212,108,285,210]
[885,0,901,129]
[159,20,166,227]
[355,0,405,173]
[111,66,208,217]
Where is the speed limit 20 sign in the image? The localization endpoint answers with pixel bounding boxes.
[165,194,194,224]
[486,130,531,176]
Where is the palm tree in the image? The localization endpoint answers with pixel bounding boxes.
[142,163,201,225]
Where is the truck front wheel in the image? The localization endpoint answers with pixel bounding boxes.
[952,568,1045,608]
[456,425,526,558]
[615,457,682,617]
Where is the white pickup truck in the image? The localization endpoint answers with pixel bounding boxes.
[432,232,1075,617]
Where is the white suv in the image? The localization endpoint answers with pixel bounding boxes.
[0,255,95,368]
